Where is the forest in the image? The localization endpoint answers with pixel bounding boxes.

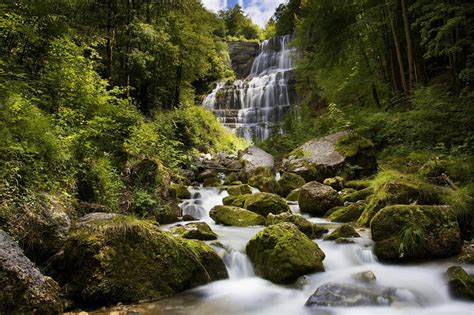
[0,0,473,314]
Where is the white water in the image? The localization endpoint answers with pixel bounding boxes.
[203,35,297,141]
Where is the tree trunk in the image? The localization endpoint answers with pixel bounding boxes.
[173,64,183,108]
[389,6,408,96]
[106,0,114,87]
[401,0,415,89]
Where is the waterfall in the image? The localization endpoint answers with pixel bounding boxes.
[203,35,297,141]
[223,250,255,279]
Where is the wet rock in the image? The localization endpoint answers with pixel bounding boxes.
[210,205,265,227]
[248,166,278,193]
[266,212,328,239]
[227,184,252,196]
[371,205,462,261]
[335,237,356,244]
[323,176,344,191]
[227,41,259,78]
[352,271,376,284]
[182,214,198,221]
[182,204,206,220]
[324,224,360,240]
[170,183,191,199]
[342,187,374,202]
[276,172,306,197]
[0,230,63,314]
[171,222,218,240]
[240,146,274,176]
[246,223,325,284]
[223,194,251,208]
[244,192,290,217]
[298,181,343,216]
[446,266,474,301]
[326,201,366,222]
[305,282,419,307]
[54,214,227,307]
[203,176,221,187]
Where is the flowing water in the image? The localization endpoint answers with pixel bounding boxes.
[85,186,473,315]
[203,35,297,141]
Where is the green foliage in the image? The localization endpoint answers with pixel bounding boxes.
[219,5,264,41]
[399,226,427,258]
[272,0,301,36]
[132,190,158,217]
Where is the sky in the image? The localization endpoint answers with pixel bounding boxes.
[201,0,285,28]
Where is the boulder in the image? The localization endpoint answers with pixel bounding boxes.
[0,231,62,314]
[324,224,360,240]
[298,181,343,216]
[54,214,227,307]
[286,189,300,201]
[227,184,252,196]
[203,176,221,187]
[371,205,462,261]
[244,192,290,217]
[170,183,191,199]
[210,205,265,227]
[248,167,278,193]
[223,194,251,208]
[266,212,328,239]
[276,172,306,197]
[170,222,218,240]
[154,201,182,224]
[240,146,274,176]
[246,223,325,284]
[227,41,259,78]
[323,176,344,190]
[326,201,366,222]
[446,266,474,301]
[352,270,376,284]
[342,187,374,202]
[282,131,376,182]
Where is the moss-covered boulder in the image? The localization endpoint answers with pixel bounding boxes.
[324,224,360,240]
[276,172,306,197]
[55,213,227,307]
[246,223,325,284]
[323,176,344,191]
[223,172,242,185]
[248,167,278,193]
[446,266,474,301]
[298,181,343,216]
[154,201,182,224]
[343,187,374,202]
[203,176,222,187]
[222,194,251,208]
[286,189,300,201]
[170,222,218,240]
[244,192,290,217]
[240,146,274,176]
[0,231,63,314]
[266,212,328,239]
[170,183,191,199]
[326,201,366,222]
[210,205,265,227]
[227,184,252,196]
[371,205,462,261]
[358,171,442,226]
[196,169,217,182]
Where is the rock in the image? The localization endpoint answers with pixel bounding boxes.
[345,179,371,190]
[282,131,376,181]
[298,181,343,216]
[286,189,300,201]
[244,192,290,217]
[323,176,344,191]
[324,224,360,240]
[54,214,227,307]
[227,184,252,196]
[357,171,442,226]
[182,204,206,220]
[171,222,218,240]
[170,183,191,199]
[222,194,251,208]
[246,223,325,284]
[266,212,328,239]
[227,41,259,78]
[343,187,374,202]
[240,146,274,176]
[305,282,419,307]
[248,166,278,193]
[276,172,306,197]
[446,266,474,301]
[335,237,356,244]
[154,201,182,224]
[0,231,63,314]
[182,214,198,221]
[196,169,217,182]
[210,205,265,227]
[223,172,242,185]
[326,201,366,222]
[371,205,462,261]
[203,176,221,187]
[352,271,377,284]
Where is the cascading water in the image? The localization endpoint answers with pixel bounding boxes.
[203,35,297,141]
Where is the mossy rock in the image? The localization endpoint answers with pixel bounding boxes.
[222,194,251,208]
[55,213,227,307]
[324,224,360,240]
[196,169,217,182]
[323,176,344,191]
[244,192,290,217]
[203,177,221,187]
[266,212,328,239]
[286,189,300,201]
[276,172,306,197]
[246,222,325,284]
[227,184,252,196]
[344,179,371,190]
[170,222,218,240]
[371,205,462,261]
[248,167,278,193]
[298,181,343,216]
[154,201,181,224]
[209,205,265,227]
[358,171,443,226]
[335,132,374,158]
[342,187,374,202]
[446,266,474,301]
[170,183,191,199]
[326,201,366,222]
[223,172,242,185]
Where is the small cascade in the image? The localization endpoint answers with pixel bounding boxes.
[224,250,255,279]
[358,248,377,264]
[203,35,297,141]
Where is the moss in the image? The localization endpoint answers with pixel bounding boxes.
[266,212,328,239]
[335,133,374,158]
[298,181,343,216]
[343,187,374,202]
[170,183,191,199]
[170,222,218,240]
[276,172,306,197]
[153,201,181,224]
[327,201,366,222]
[446,266,474,301]
[227,184,252,196]
[223,172,242,185]
[323,176,344,190]
[248,167,278,193]
[286,189,300,201]
[345,179,371,190]
[371,205,462,261]
[246,222,325,284]
[289,147,312,159]
[222,194,251,208]
[203,177,221,187]
[244,192,290,217]
[209,205,265,226]
[324,224,360,240]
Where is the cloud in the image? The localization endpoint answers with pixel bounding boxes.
[243,0,282,28]
[201,0,228,12]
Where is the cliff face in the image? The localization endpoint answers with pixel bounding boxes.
[227,41,259,78]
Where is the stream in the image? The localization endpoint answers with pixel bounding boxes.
[83,186,473,315]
